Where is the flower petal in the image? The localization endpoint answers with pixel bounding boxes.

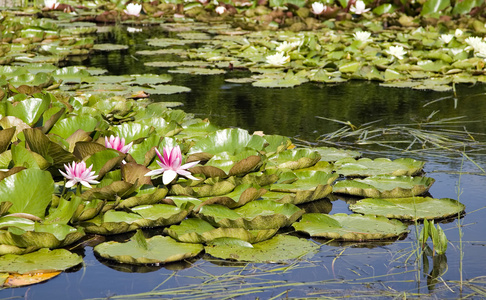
[162,170,177,185]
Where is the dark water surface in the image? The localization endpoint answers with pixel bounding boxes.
[2,26,486,299]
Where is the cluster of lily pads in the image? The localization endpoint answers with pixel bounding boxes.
[0,84,466,286]
[0,0,475,289]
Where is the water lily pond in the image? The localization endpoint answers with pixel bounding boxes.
[1,1,486,299]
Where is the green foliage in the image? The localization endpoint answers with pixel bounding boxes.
[420,219,448,255]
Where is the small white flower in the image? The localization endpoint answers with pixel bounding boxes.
[124,3,142,16]
[455,29,463,37]
[350,0,370,15]
[311,2,326,15]
[353,31,372,42]
[276,40,301,52]
[385,45,407,60]
[266,52,290,66]
[465,36,485,52]
[127,27,142,33]
[439,34,454,44]
[44,0,59,9]
[215,6,226,14]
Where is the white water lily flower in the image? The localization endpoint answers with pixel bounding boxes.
[311,2,326,15]
[455,29,463,37]
[439,34,454,44]
[215,6,226,14]
[276,40,301,52]
[124,3,142,16]
[127,27,142,33]
[266,52,290,66]
[44,0,59,9]
[465,37,485,52]
[385,45,407,60]
[353,31,372,42]
[350,0,370,15]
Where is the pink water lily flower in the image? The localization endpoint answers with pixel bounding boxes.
[60,161,99,189]
[105,135,133,154]
[145,146,199,185]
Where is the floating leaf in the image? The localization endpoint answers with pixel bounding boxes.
[0,248,82,274]
[348,197,465,220]
[0,169,54,218]
[94,235,203,265]
[293,213,409,241]
[334,158,425,177]
[333,175,435,198]
[196,200,304,230]
[205,235,318,262]
[164,218,277,244]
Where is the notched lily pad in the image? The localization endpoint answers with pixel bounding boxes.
[205,235,319,263]
[335,157,425,177]
[268,148,321,170]
[349,197,465,220]
[164,218,277,244]
[293,213,408,241]
[0,248,82,275]
[333,175,435,198]
[196,200,304,230]
[94,231,203,265]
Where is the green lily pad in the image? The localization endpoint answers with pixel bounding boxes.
[94,231,203,265]
[333,175,435,198]
[188,128,266,155]
[130,74,172,85]
[82,203,192,235]
[205,235,318,263]
[268,148,321,170]
[168,68,226,75]
[196,200,304,230]
[313,147,361,162]
[335,157,425,177]
[293,213,409,241]
[164,218,277,244]
[50,115,100,139]
[195,184,267,211]
[92,44,129,51]
[0,223,85,250]
[141,85,191,95]
[269,171,337,205]
[0,169,54,219]
[0,248,83,274]
[349,197,465,220]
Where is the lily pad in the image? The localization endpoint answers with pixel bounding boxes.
[0,248,82,274]
[94,231,203,265]
[268,148,321,170]
[188,128,266,155]
[196,200,304,230]
[168,68,226,75]
[313,147,361,162]
[195,184,267,211]
[349,197,465,220]
[293,213,409,241]
[0,169,54,219]
[164,218,277,244]
[205,235,319,263]
[333,175,435,198]
[82,203,192,235]
[335,157,425,177]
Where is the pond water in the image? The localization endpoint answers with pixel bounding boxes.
[2,26,486,299]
